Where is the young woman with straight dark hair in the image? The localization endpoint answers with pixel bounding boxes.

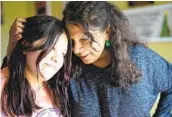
[1,15,72,117]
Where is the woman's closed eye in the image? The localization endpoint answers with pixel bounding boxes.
[80,35,90,40]
[81,38,90,41]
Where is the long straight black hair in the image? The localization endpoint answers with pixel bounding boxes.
[1,15,72,117]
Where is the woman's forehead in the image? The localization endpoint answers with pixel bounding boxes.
[54,33,68,48]
[67,24,85,34]
[67,24,88,40]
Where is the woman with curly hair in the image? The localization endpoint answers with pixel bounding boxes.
[1,15,72,117]
[3,1,172,117]
[63,2,172,117]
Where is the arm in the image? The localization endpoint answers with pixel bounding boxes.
[3,18,26,66]
[152,58,172,117]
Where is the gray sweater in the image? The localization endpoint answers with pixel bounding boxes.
[69,45,172,117]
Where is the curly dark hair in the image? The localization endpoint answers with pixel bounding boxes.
[62,1,144,89]
[1,15,72,117]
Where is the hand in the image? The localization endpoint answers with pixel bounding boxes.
[7,17,26,58]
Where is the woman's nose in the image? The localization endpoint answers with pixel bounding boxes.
[50,49,57,62]
[51,55,57,62]
[73,42,82,55]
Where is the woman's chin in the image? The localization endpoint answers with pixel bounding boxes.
[41,69,57,81]
[81,58,94,65]
[43,74,54,81]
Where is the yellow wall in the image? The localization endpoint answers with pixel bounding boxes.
[51,1,63,19]
[109,1,129,9]
[148,42,172,63]
[155,1,172,5]
[1,1,35,63]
